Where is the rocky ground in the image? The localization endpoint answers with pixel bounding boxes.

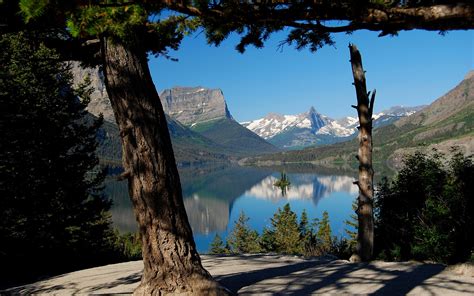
[3,254,474,295]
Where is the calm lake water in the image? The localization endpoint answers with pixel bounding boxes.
[104,165,359,253]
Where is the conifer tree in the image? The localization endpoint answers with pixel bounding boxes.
[209,234,229,254]
[317,211,333,254]
[270,203,302,254]
[228,211,261,254]
[0,33,113,284]
[344,200,358,252]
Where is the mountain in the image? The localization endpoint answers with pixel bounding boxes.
[245,71,474,169]
[159,87,278,155]
[70,63,230,165]
[242,105,424,149]
[160,87,233,125]
[241,107,327,139]
[70,62,116,123]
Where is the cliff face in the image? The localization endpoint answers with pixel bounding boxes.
[69,62,116,124]
[160,87,232,125]
[69,63,231,165]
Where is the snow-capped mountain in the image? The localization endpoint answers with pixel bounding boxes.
[241,107,327,139]
[242,105,425,149]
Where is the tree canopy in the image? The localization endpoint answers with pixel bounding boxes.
[172,1,474,52]
[0,32,115,285]
[2,1,472,58]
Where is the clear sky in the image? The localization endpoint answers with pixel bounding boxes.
[149,28,473,122]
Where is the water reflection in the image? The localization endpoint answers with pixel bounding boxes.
[245,174,358,205]
[105,165,270,234]
[105,165,358,252]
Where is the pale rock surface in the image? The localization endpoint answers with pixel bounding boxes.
[160,87,232,125]
[4,255,474,295]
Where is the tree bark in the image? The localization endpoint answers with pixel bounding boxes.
[100,36,228,295]
[349,43,374,262]
[172,2,474,33]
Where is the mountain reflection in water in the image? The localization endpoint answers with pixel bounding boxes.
[245,175,358,203]
[105,165,358,252]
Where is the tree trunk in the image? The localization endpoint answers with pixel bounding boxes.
[100,36,228,295]
[349,44,374,262]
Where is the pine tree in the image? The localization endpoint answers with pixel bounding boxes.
[270,203,303,254]
[299,209,317,256]
[260,227,277,252]
[317,211,333,254]
[228,211,261,254]
[375,151,474,264]
[0,33,114,284]
[299,209,310,237]
[344,200,358,252]
[209,234,229,254]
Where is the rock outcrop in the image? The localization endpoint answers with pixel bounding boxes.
[69,62,116,124]
[160,87,232,126]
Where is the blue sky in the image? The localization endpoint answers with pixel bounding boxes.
[149,29,473,122]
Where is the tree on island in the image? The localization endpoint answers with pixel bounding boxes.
[2,0,473,293]
[0,33,114,285]
[273,171,291,196]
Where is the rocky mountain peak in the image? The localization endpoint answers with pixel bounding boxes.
[160,87,232,125]
[69,62,116,124]
[306,106,327,132]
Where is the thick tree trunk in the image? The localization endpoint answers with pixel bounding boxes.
[349,44,374,262]
[100,37,228,295]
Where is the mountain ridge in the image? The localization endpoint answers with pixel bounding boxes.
[160,87,233,125]
[242,105,425,149]
[161,86,278,155]
[244,71,473,168]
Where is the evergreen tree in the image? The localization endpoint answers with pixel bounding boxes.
[299,209,316,255]
[0,33,113,285]
[375,150,474,263]
[344,200,358,252]
[228,211,261,254]
[299,209,310,238]
[270,203,302,254]
[209,234,229,254]
[260,227,277,252]
[317,211,333,254]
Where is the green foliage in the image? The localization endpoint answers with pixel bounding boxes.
[209,233,230,254]
[19,0,49,23]
[317,211,333,254]
[13,0,197,58]
[227,211,261,253]
[375,149,474,263]
[212,205,349,258]
[274,172,291,196]
[344,200,358,252]
[0,32,120,284]
[269,204,303,254]
[113,231,142,261]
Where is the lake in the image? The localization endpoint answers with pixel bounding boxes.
[104,165,359,253]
